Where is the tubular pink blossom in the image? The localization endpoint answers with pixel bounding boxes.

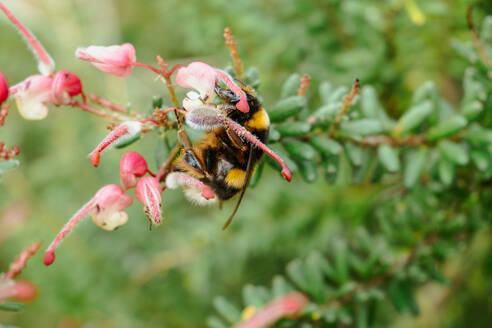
[89,121,142,167]
[13,75,54,120]
[234,292,308,328]
[165,172,216,203]
[44,184,132,266]
[135,177,163,225]
[215,69,249,113]
[75,43,136,77]
[0,71,8,106]
[176,62,217,99]
[52,70,83,105]
[89,184,133,231]
[0,2,55,75]
[120,152,148,190]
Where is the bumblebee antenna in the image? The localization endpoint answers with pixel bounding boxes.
[222,144,254,230]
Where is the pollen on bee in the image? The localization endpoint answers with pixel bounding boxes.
[245,108,270,130]
[225,168,247,189]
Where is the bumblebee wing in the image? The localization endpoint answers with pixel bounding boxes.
[222,144,254,230]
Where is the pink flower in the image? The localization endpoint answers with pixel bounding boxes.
[51,70,83,105]
[233,292,308,328]
[13,75,53,120]
[176,62,217,99]
[43,184,132,266]
[120,152,148,190]
[89,121,142,167]
[0,71,9,106]
[134,177,163,226]
[89,184,133,231]
[75,43,136,77]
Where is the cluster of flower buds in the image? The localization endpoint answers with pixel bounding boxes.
[0,243,41,304]
[44,151,163,266]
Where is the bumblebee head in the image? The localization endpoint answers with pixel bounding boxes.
[215,79,257,105]
[215,86,240,104]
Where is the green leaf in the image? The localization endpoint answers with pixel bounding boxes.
[297,159,318,183]
[286,259,310,291]
[268,96,306,122]
[333,239,349,284]
[341,119,384,136]
[242,285,270,308]
[471,150,489,171]
[305,252,327,302]
[151,96,163,109]
[276,122,311,137]
[345,143,365,167]
[438,157,455,186]
[426,115,467,141]
[464,125,492,146]
[245,67,260,88]
[309,136,343,156]
[249,161,264,187]
[388,280,419,315]
[403,148,427,188]
[283,139,318,161]
[271,275,294,299]
[377,144,400,172]
[281,73,301,98]
[264,144,298,175]
[213,296,241,324]
[394,101,433,136]
[0,302,23,312]
[336,152,353,186]
[268,127,281,142]
[323,155,339,183]
[310,103,340,124]
[360,86,395,130]
[206,316,228,328]
[319,81,333,105]
[439,141,469,165]
[355,301,369,328]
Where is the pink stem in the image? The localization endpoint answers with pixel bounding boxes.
[225,117,292,181]
[147,169,156,177]
[132,62,162,75]
[70,101,120,121]
[168,64,184,75]
[170,172,215,200]
[233,292,308,328]
[0,1,54,73]
[89,124,128,167]
[43,199,95,266]
[215,69,249,113]
[140,118,160,125]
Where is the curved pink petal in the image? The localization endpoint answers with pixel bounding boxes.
[76,43,136,77]
[176,62,217,98]
[120,152,148,190]
[135,177,163,225]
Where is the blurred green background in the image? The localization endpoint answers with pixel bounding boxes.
[0,0,491,327]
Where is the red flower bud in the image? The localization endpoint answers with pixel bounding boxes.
[0,71,9,106]
[120,152,148,190]
[52,70,83,105]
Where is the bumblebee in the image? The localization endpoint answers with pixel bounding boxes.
[166,82,290,229]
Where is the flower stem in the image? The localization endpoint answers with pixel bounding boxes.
[0,1,54,74]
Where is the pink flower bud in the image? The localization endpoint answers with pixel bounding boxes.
[0,71,9,106]
[89,121,142,167]
[176,62,217,99]
[90,184,133,231]
[44,184,132,266]
[120,152,148,190]
[134,177,163,226]
[52,70,83,105]
[234,292,308,328]
[12,75,53,120]
[0,280,38,302]
[75,43,136,77]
